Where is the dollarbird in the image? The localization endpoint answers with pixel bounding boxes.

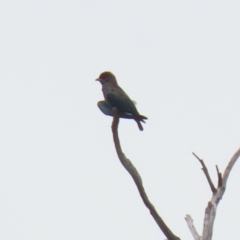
[96,71,148,131]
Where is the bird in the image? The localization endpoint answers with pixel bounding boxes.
[96,71,147,131]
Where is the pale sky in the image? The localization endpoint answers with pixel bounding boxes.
[0,1,240,239]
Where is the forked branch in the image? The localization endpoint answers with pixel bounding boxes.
[186,148,240,240]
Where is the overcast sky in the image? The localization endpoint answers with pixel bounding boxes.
[0,1,240,239]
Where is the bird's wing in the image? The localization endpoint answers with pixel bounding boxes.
[105,87,138,114]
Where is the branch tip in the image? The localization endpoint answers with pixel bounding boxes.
[215,165,223,187]
[192,152,216,193]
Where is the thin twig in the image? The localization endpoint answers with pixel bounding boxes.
[185,214,201,240]
[192,152,216,193]
[111,110,180,240]
[215,165,222,187]
[222,147,240,184]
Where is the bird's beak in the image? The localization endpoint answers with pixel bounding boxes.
[95,78,101,82]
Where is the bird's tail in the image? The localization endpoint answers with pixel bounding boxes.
[135,115,148,131]
[135,120,144,131]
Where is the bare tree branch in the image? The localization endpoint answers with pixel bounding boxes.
[185,214,201,240]
[111,111,180,240]
[222,147,240,184]
[191,147,240,240]
[215,165,222,187]
[108,107,240,240]
[192,152,216,193]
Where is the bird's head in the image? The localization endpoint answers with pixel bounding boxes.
[95,71,118,85]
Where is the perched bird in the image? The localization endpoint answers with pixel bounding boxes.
[96,71,147,131]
